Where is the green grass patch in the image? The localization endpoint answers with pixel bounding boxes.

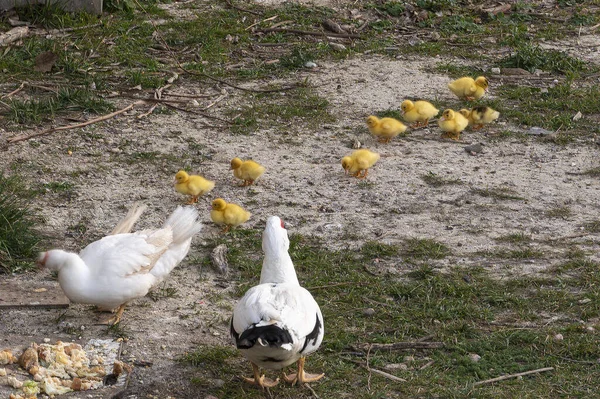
[0,174,43,273]
[479,247,544,260]
[495,232,531,244]
[402,238,451,260]
[186,231,600,397]
[545,206,573,219]
[499,44,588,74]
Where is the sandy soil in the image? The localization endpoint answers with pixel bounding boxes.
[1,3,600,399]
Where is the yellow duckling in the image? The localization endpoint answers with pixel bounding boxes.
[174,170,215,204]
[210,198,251,233]
[366,116,407,143]
[448,76,488,101]
[469,106,500,129]
[341,149,380,179]
[231,157,265,186]
[400,100,439,128]
[438,109,469,141]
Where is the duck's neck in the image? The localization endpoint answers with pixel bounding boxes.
[260,250,300,286]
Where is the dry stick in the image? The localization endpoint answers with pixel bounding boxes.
[162,102,233,125]
[256,27,362,39]
[202,93,228,110]
[7,102,138,144]
[419,360,435,370]
[473,367,554,387]
[304,383,320,399]
[366,344,372,391]
[223,0,262,16]
[245,15,278,31]
[2,82,25,99]
[354,342,444,351]
[351,360,407,383]
[137,103,158,119]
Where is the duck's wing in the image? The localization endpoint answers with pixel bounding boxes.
[79,229,172,278]
[231,283,323,354]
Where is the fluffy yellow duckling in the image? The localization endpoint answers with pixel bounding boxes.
[366,116,407,143]
[231,157,265,186]
[210,198,251,233]
[341,149,380,179]
[469,106,500,129]
[400,100,439,128]
[448,76,488,101]
[174,170,215,204]
[438,109,469,141]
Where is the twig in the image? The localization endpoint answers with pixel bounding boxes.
[419,360,435,370]
[307,281,368,290]
[7,102,139,144]
[162,102,233,125]
[184,68,302,93]
[245,15,278,31]
[416,334,435,342]
[350,360,407,383]
[202,92,228,110]
[304,383,320,399]
[473,367,554,386]
[137,103,158,119]
[1,82,25,99]
[353,342,444,351]
[366,344,373,390]
[257,27,362,39]
[45,22,104,35]
[223,0,262,16]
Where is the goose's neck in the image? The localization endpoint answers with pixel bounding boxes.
[260,251,299,285]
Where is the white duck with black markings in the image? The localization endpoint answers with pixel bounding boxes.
[231,216,324,388]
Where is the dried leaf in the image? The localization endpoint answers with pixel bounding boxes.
[34,51,58,73]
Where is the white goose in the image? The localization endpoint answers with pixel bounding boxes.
[231,216,324,388]
[38,205,202,324]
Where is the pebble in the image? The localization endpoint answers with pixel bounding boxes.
[468,353,481,362]
[585,326,595,333]
[304,61,317,68]
[329,43,346,51]
[464,143,484,155]
[572,111,582,121]
[43,338,51,343]
[363,308,376,317]
[491,67,501,74]
[384,363,408,370]
[553,333,564,341]
[212,379,225,388]
[579,298,591,304]
[526,127,553,136]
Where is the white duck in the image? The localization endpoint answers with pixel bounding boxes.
[38,205,202,324]
[230,216,324,388]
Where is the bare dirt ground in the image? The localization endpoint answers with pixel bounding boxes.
[1,1,600,398]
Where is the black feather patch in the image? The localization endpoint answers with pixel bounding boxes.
[472,105,488,114]
[300,313,322,353]
[236,324,293,350]
[230,318,239,340]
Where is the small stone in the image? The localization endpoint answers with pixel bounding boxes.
[329,42,346,51]
[491,67,501,74]
[468,353,481,362]
[585,326,595,333]
[526,127,553,136]
[190,99,200,107]
[212,379,225,388]
[579,298,592,304]
[352,138,361,149]
[43,338,51,343]
[363,308,376,317]
[553,333,564,341]
[304,61,317,68]
[572,111,583,121]
[132,84,142,90]
[110,148,122,154]
[464,143,484,155]
[403,355,414,363]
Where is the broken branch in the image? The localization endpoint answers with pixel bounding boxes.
[256,27,362,39]
[0,27,29,46]
[7,102,139,144]
[473,367,554,386]
[353,342,444,351]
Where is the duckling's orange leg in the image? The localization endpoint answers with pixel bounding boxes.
[243,362,279,389]
[357,169,368,179]
[283,357,324,386]
[186,196,198,205]
[466,96,475,101]
[222,225,231,233]
[472,124,484,130]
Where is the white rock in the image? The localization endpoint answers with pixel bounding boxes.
[329,43,346,51]
[304,61,317,68]
[553,333,564,341]
[468,353,481,362]
[572,111,583,121]
[491,67,501,74]
[579,298,591,304]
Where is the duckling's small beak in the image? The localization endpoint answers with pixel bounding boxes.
[440,117,446,122]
